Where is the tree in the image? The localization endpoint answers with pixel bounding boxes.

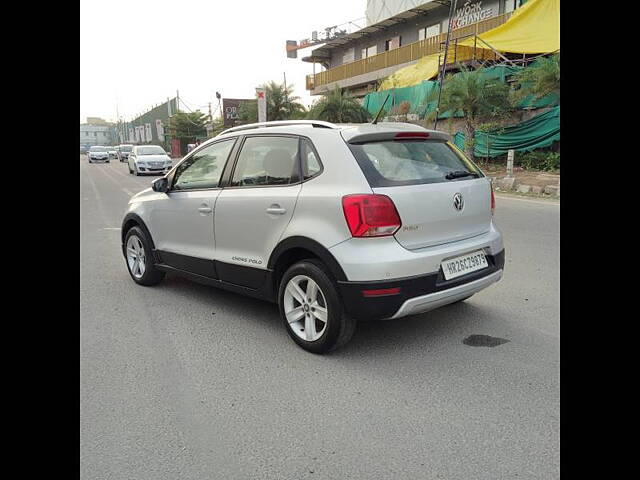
[165,111,209,140]
[237,100,258,125]
[511,53,560,104]
[307,88,371,123]
[236,81,306,123]
[263,81,306,120]
[427,65,512,161]
[164,111,210,154]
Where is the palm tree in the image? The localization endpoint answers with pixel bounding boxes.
[236,81,306,123]
[263,81,306,121]
[511,53,560,104]
[426,65,512,161]
[307,88,371,123]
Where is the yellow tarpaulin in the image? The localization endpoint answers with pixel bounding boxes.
[458,0,560,53]
[379,54,440,91]
[378,0,559,90]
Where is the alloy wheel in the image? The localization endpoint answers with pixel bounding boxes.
[283,275,328,342]
[126,235,146,279]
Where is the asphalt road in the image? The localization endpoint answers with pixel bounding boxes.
[80,155,560,480]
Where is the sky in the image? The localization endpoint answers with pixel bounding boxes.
[80,0,366,123]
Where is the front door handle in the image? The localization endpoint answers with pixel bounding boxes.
[198,206,213,214]
[266,205,287,215]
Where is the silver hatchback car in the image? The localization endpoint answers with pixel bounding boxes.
[121,121,504,353]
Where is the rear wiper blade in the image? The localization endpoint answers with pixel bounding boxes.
[445,170,479,180]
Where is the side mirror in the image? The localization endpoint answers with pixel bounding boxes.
[152,177,169,193]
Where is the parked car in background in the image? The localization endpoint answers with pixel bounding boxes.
[88,146,110,163]
[127,145,172,175]
[108,146,118,159]
[120,120,504,353]
[117,144,133,162]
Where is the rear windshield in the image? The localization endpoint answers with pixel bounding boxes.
[348,140,483,187]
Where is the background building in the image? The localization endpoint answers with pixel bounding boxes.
[303,0,522,97]
[366,0,426,26]
[80,118,117,149]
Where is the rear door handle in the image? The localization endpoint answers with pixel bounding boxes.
[266,206,287,215]
[198,206,213,214]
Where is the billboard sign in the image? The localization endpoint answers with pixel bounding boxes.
[156,119,164,140]
[222,98,252,127]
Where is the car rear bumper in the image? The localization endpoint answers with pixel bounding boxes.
[389,268,502,319]
[337,249,504,321]
[137,167,170,174]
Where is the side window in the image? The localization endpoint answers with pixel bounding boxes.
[300,138,322,180]
[231,136,300,187]
[172,139,235,191]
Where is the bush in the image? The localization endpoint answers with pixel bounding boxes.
[518,151,560,171]
[545,152,560,170]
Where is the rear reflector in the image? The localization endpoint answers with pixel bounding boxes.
[490,184,495,215]
[394,131,429,139]
[342,194,402,237]
[362,287,401,298]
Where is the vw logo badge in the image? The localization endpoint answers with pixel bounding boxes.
[453,193,464,211]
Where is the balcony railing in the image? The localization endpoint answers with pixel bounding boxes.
[306,11,512,91]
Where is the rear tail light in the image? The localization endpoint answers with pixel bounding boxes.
[342,194,402,237]
[490,183,495,215]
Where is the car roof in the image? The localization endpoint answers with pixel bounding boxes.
[214,120,449,143]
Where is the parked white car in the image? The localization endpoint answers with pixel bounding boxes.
[128,145,172,175]
[87,146,110,163]
[121,120,504,353]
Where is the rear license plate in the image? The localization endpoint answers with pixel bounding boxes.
[442,250,488,280]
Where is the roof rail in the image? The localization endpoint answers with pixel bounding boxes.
[220,120,338,135]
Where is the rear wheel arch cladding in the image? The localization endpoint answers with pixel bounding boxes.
[269,237,348,288]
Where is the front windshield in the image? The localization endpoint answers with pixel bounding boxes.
[89,146,108,152]
[137,146,166,156]
[120,146,133,152]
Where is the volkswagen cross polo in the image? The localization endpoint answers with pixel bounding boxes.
[121,121,504,353]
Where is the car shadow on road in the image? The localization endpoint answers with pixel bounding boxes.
[158,273,499,358]
[343,302,497,355]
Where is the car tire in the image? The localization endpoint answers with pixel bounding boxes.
[134,166,140,176]
[124,226,165,286]
[278,259,356,354]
